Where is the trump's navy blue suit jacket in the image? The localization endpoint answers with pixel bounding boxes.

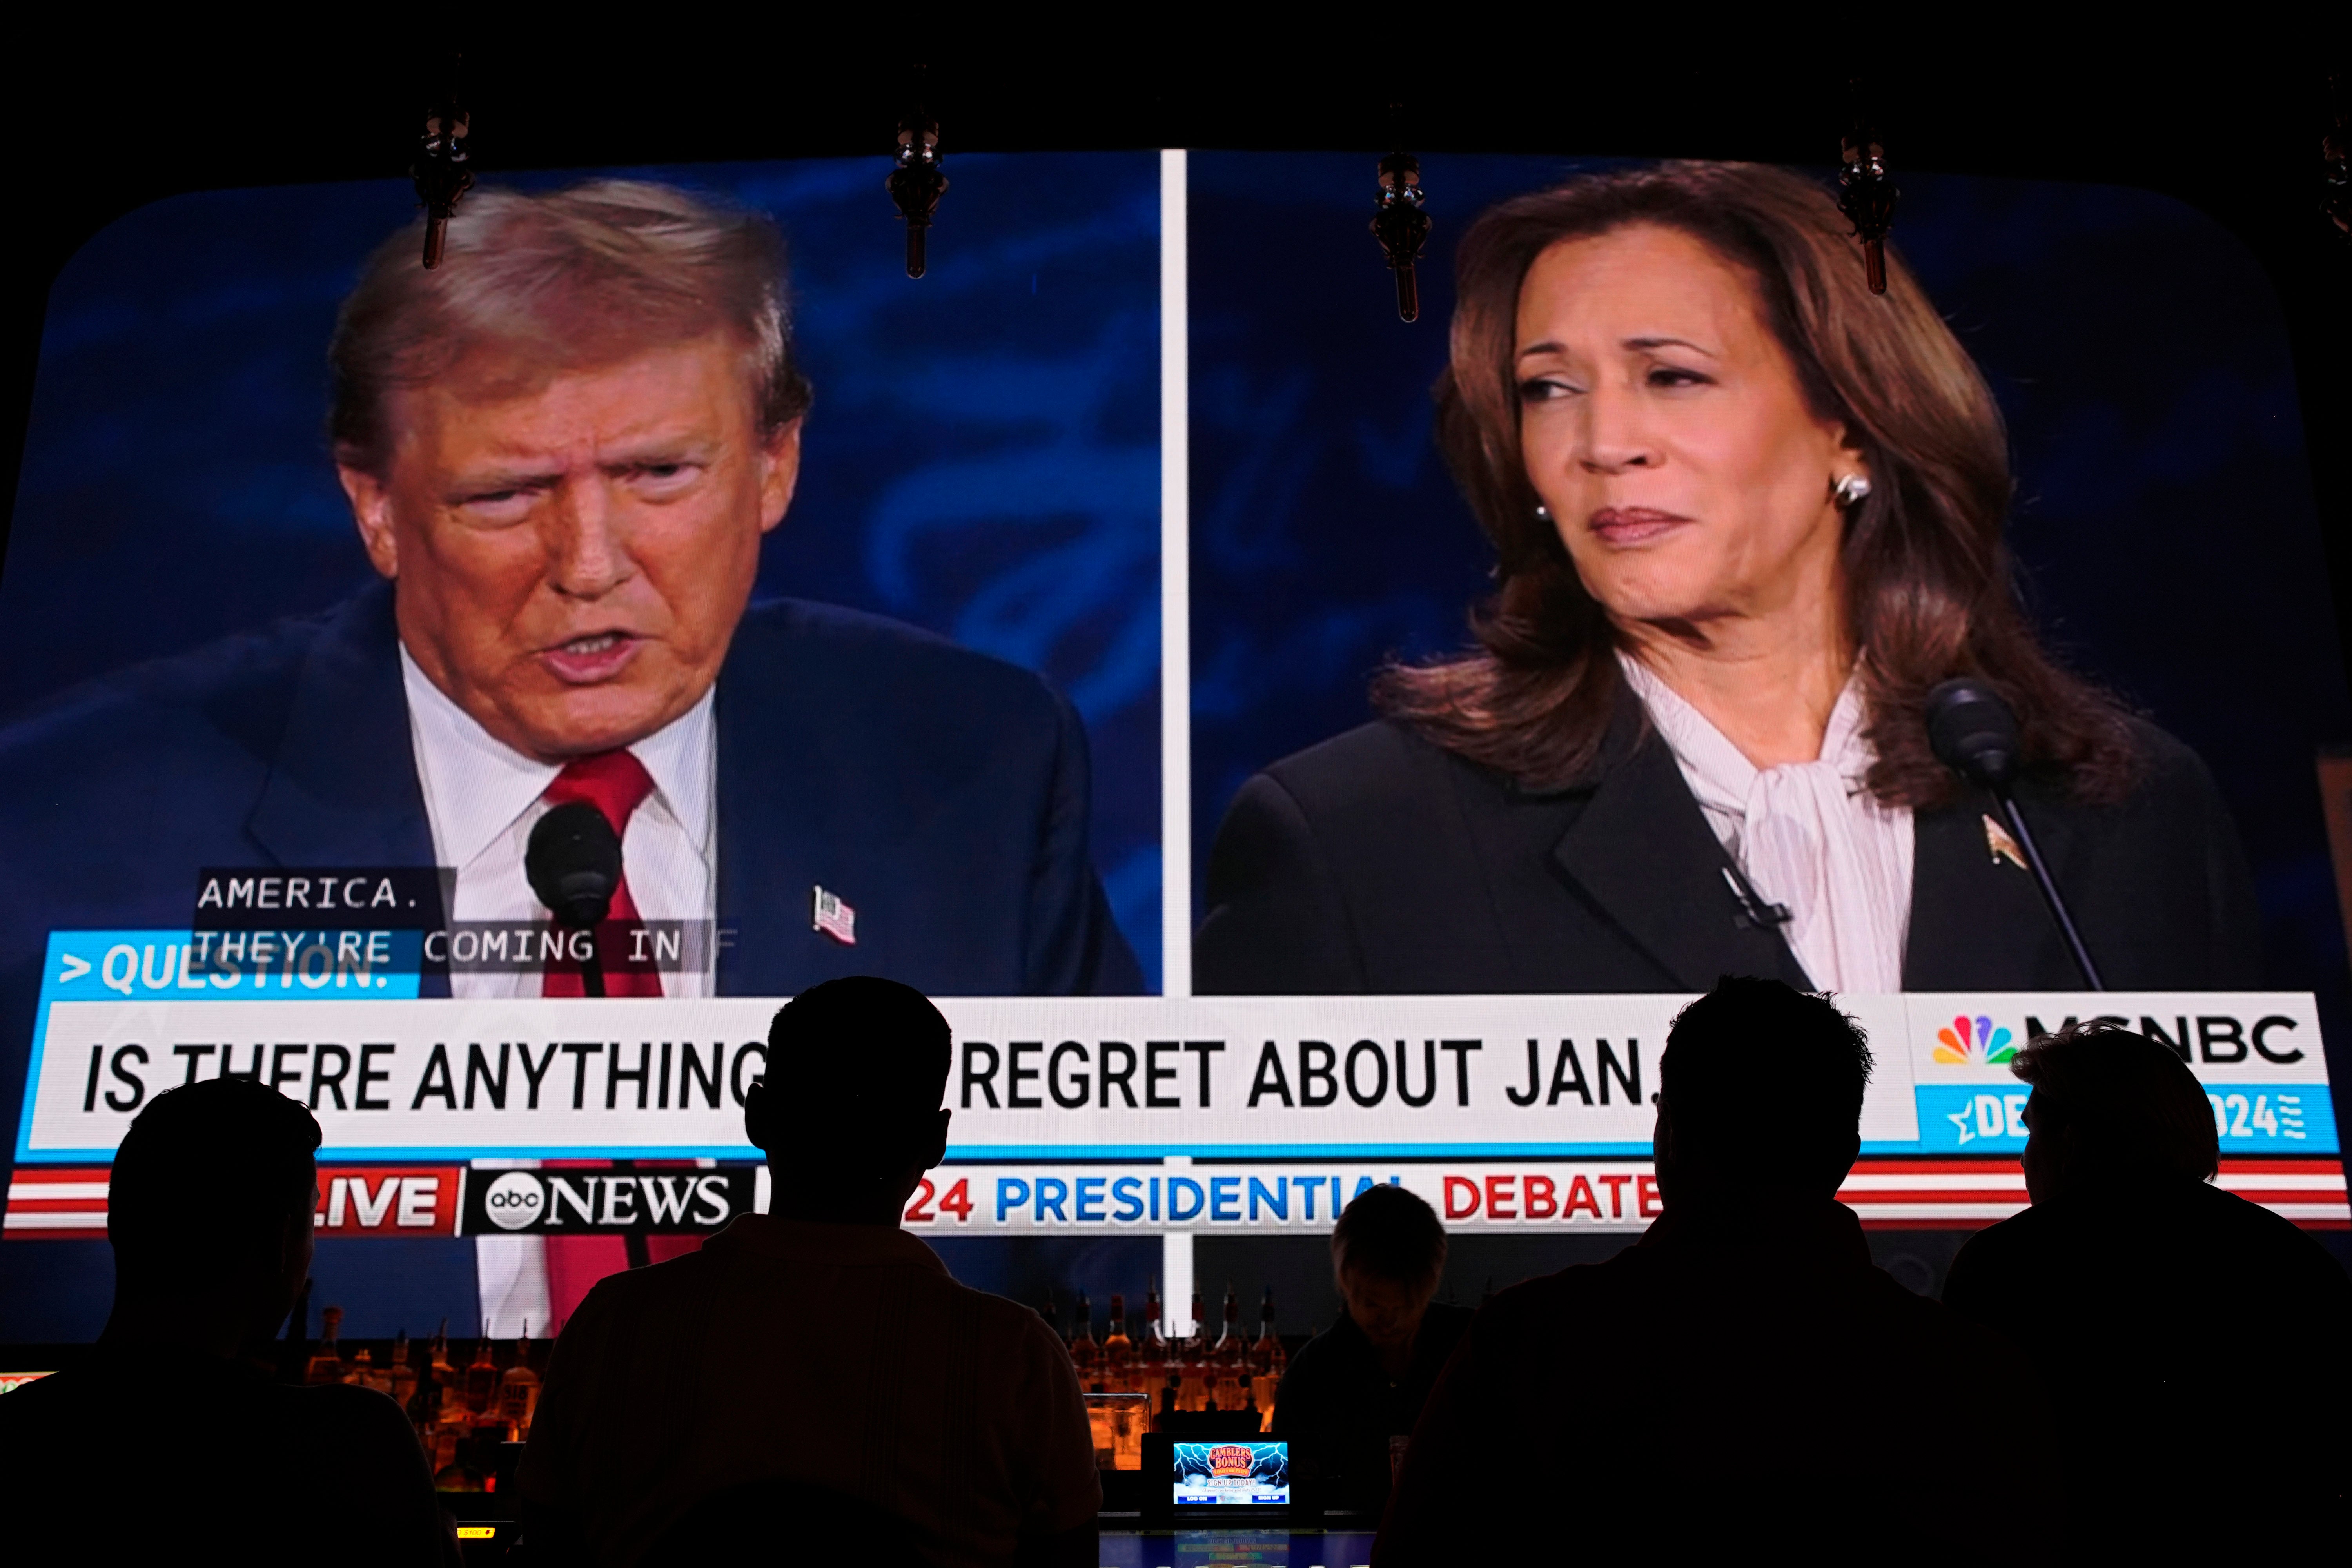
[0,583,1141,1330]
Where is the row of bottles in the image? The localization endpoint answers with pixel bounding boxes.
[1049,1280,1287,1430]
[299,1306,543,1485]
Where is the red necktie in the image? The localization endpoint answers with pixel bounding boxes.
[537,750,665,998]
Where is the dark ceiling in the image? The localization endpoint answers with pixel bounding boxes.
[4,26,2348,619]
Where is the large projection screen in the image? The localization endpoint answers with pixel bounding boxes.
[2,150,2344,1339]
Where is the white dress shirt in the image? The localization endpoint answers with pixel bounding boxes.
[1616,651,1914,993]
[399,647,719,1000]
[400,648,720,1338]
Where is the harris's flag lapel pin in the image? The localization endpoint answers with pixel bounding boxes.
[1982,813,2027,871]
[812,886,857,945]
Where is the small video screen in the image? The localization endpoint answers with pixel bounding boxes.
[1172,1440,1291,1508]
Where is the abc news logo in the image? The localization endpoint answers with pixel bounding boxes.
[463,1167,757,1237]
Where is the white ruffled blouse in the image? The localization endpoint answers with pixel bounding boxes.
[1615,651,1914,993]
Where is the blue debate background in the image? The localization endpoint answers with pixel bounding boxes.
[1187,154,2352,1128]
[0,152,1166,1336]
[0,152,1163,984]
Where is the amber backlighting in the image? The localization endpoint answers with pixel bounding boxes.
[456,1526,497,1539]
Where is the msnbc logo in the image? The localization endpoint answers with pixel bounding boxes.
[1932,1014,2018,1068]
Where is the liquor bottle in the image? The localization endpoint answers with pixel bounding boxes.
[495,1322,543,1439]
[1070,1291,1102,1392]
[463,1338,500,1416]
[426,1319,467,1458]
[388,1329,417,1412]
[403,1344,437,1444]
[1140,1278,1175,1419]
[1140,1278,1165,1353]
[1102,1293,1135,1396]
[426,1320,457,1405]
[348,1347,382,1394]
[303,1305,347,1385]
[1209,1283,1247,1412]
[1250,1288,1286,1429]
[1177,1289,1211,1412]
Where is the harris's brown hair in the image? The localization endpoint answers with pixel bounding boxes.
[1376,161,2139,806]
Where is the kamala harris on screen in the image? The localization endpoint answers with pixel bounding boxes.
[1194,162,2259,997]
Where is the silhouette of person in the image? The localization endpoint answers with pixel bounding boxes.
[515,976,1099,1566]
[1375,977,2045,1564]
[0,1077,455,1566]
[1943,1023,2352,1555]
[1271,1183,1470,1511]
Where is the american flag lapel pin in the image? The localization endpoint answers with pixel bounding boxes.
[1982,813,2027,871]
[812,885,857,945]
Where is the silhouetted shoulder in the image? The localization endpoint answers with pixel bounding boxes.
[2183,1181,2352,1291]
[970,1290,1089,1381]
[285,1377,435,1448]
[560,1240,720,1330]
[0,1351,451,1565]
[1486,1241,1656,1316]
[1940,1200,2045,1307]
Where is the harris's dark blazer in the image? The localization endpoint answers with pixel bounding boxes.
[1195,690,2260,995]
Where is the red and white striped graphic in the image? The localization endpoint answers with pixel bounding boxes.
[2,1167,110,1240]
[11,1156,2347,1237]
[1839,1158,2349,1228]
[5,1164,467,1240]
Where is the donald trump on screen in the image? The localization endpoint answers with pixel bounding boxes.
[0,180,1143,1327]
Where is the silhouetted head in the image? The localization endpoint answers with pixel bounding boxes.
[1330,1183,1447,1350]
[1656,976,1873,1205]
[2012,1023,2218,1203]
[745,977,953,1223]
[107,1077,321,1342]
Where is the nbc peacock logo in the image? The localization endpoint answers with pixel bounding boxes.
[1932,1014,2018,1068]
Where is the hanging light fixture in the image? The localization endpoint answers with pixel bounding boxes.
[1837,80,1898,295]
[1372,149,1432,322]
[887,71,947,281]
[413,54,473,271]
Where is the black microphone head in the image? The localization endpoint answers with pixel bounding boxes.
[525,800,623,930]
[1924,678,2021,791]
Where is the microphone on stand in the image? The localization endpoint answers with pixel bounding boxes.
[1925,679,2105,991]
[524,800,651,1268]
[525,801,622,999]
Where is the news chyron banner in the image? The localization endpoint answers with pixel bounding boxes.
[14,931,2337,1172]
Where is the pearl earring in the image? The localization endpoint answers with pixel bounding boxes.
[1833,473,1872,507]
[1534,503,1554,523]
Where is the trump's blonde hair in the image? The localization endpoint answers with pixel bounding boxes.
[328,179,812,476]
